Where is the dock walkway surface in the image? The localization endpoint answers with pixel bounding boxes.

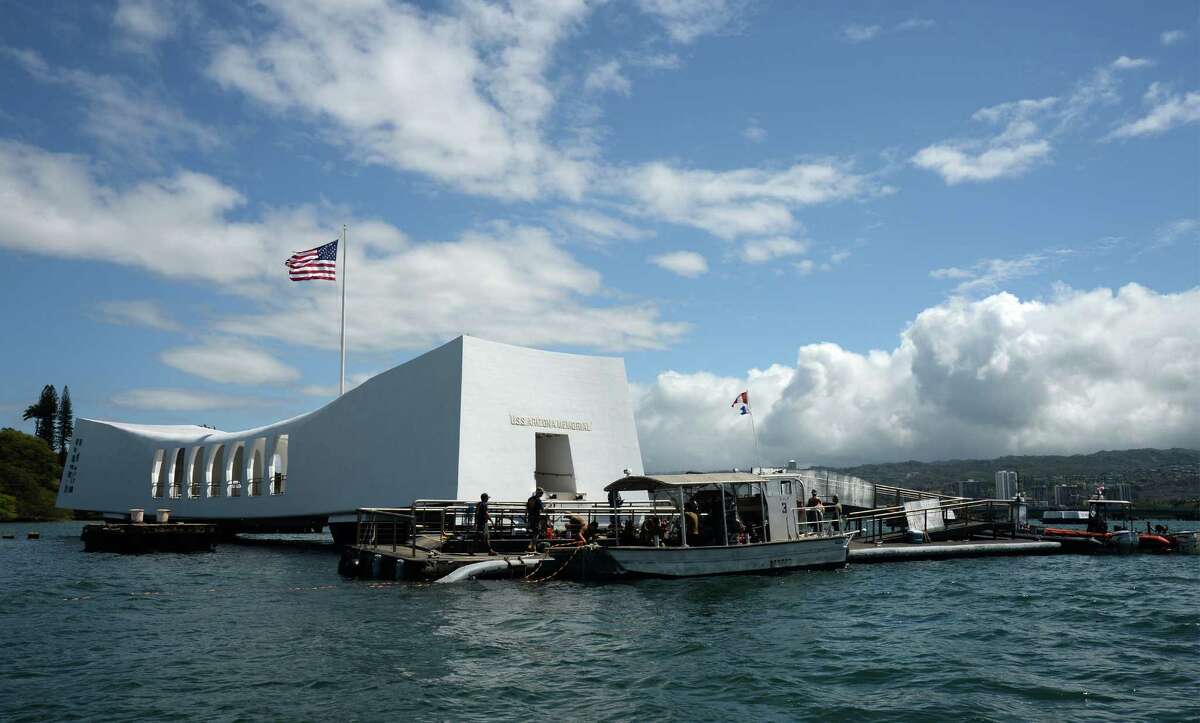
[849,538,1062,562]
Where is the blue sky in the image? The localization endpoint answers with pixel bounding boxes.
[1,0,1197,469]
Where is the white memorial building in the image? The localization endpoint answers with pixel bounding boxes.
[57,336,644,540]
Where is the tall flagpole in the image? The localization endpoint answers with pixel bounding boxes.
[339,224,347,396]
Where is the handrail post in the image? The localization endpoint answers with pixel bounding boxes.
[412,504,417,557]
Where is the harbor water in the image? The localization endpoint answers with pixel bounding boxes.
[2,521,1197,722]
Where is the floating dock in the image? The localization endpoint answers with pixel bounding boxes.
[848,538,1063,563]
[81,522,219,553]
[339,543,548,581]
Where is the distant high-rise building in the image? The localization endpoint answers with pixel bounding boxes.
[995,470,1018,499]
[955,478,990,499]
[1053,484,1086,507]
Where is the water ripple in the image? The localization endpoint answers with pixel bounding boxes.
[3,522,1199,721]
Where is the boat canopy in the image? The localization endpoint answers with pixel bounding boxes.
[604,473,766,493]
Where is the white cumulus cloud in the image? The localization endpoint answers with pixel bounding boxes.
[742,118,767,143]
[557,208,652,241]
[636,0,747,44]
[1111,55,1153,70]
[913,59,1142,184]
[161,342,302,385]
[113,0,186,51]
[740,237,809,264]
[913,93,1058,184]
[5,49,220,165]
[93,300,181,332]
[220,225,690,352]
[208,0,592,201]
[1107,83,1200,139]
[111,388,271,412]
[0,141,686,354]
[841,18,934,43]
[585,60,631,96]
[634,284,1200,471]
[618,160,881,238]
[928,251,1068,295]
[650,250,708,277]
[1160,30,1186,46]
[912,141,1051,184]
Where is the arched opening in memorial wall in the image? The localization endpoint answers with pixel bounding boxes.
[150,449,165,498]
[269,434,288,495]
[229,444,245,497]
[189,447,204,498]
[250,438,265,496]
[170,448,186,498]
[209,445,225,497]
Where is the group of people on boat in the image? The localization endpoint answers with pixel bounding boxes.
[804,490,843,534]
[469,482,847,553]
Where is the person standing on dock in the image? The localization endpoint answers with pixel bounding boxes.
[476,493,496,556]
[829,495,843,533]
[526,488,544,551]
[806,490,825,535]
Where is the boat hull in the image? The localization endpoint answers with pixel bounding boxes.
[1108,529,1139,555]
[552,534,853,579]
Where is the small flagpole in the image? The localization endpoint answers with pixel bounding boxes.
[338,224,348,396]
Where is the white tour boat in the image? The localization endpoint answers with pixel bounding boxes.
[549,473,854,579]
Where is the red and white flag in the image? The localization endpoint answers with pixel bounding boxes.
[285,239,338,281]
[731,391,750,415]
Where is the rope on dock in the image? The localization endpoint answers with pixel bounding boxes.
[521,543,588,584]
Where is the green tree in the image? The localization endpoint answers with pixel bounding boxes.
[0,428,66,520]
[22,384,58,449]
[56,386,74,463]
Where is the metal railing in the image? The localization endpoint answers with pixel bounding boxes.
[844,498,1019,543]
[353,498,851,552]
[872,484,962,506]
[407,498,677,539]
[355,508,418,554]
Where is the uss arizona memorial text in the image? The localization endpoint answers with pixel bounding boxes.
[509,415,591,432]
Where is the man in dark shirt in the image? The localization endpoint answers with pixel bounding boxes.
[526,488,544,551]
[475,492,496,555]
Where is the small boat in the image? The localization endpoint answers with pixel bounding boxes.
[1038,498,1139,555]
[548,473,854,579]
[1172,531,1199,555]
[1137,533,1173,552]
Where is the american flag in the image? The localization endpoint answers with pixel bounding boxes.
[285,240,338,281]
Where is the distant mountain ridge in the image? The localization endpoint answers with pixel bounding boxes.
[826,448,1199,503]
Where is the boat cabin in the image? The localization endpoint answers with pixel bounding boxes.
[1086,498,1133,533]
[604,473,831,547]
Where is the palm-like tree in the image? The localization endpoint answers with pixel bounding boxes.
[23,385,58,448]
